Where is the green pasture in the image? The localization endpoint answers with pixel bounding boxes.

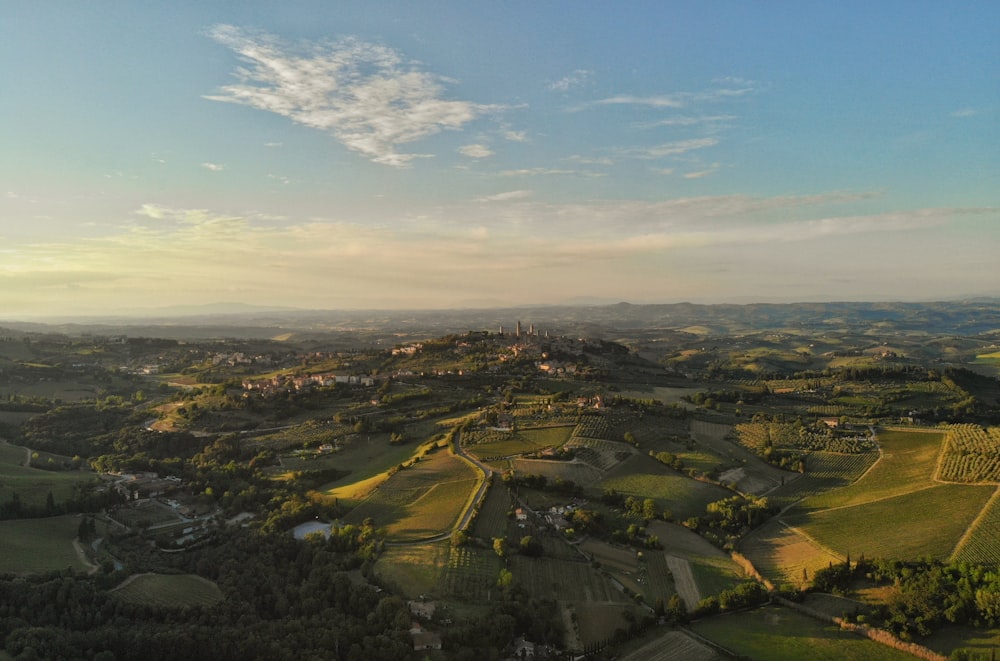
[313,435,439,503]
[797,428,944,510]
[0,516,88,574]
[923,624,1000,661]
[595,454,732,520]
[342,449,479,539]
[470,481,513,539]
[648,521,744,596]
[0,443,96,508]
[375,542,449,599]
[502,457,603,486]
[690,604,921,661]
[465,426,572,459]
[113,573,224,607]
[792,483,995,562]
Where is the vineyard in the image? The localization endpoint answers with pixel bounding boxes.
[791,483,995,562]
[734,422,876,454]
[564,437,635,471]
[937,424,1000,483]
[769,451,879,511]
[442,546,500,601]
[952,488,1000,565]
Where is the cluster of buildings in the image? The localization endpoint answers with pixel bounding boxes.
[241,373,376,396]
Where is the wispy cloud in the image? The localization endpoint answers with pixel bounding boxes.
[593,94,684,109]
[549,69,593,92]
[2,196,995,313]
[205,25,500,167]
[458,144,494,158]
[640,115,737,128]
[476,190,531,202]
[504,130,529,142]
[950,108,980,118]
[201,162,225,171]
[618,138,719,160]
[497,167,582,177]
[684,164,720,179]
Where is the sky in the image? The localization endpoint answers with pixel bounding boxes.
[1,1,998,318]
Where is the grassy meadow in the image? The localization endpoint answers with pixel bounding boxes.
[792,483,995,562]
[0,516,89,574]
[596,454,732,520]
[690,605,922,661]
[0,441,96,508]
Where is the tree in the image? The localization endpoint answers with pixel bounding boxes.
[492,537,507,558]
[519,535,543,557]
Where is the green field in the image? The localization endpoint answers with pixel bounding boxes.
[796,428,944,510]
[375,542,449,599]
[343,449,479,539]
[595,454,732,520]
[0,442,97,508]
[791,483,995,562]
[690,605,922,661]
[465,425,574,459]
[0,516,89,574]
[950,487,1000,565]
[113,573,225,607]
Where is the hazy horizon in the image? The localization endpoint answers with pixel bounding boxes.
[2,2,998,318]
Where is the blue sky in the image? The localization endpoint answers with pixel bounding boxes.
[1,1,998,317]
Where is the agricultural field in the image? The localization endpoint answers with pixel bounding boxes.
[441,545,500,602]
[0,441,97,508]
[648,521,745,598]
[795,428,945,511]
[341,448,479,540]
[112,573,224,607]
[508,554,626,603]
[0,515,89,574]
[374,541,449,599]
[572,602,642,649]
[578,538,673,602]
[769,451,879,512]
[690,604,922,661]
[314,436,444,505]
[619,630,726,661]
[470,480,513,540]
[463,425,572,460]
[595,454,732,521]
[951,487,1000,565]
[564,437,636,471]
[740,518,844,589]
[937,424,1000,483]
[790,483,995,562]
[500,456,603,486]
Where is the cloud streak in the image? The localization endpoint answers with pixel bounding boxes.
[205,25,499,167]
